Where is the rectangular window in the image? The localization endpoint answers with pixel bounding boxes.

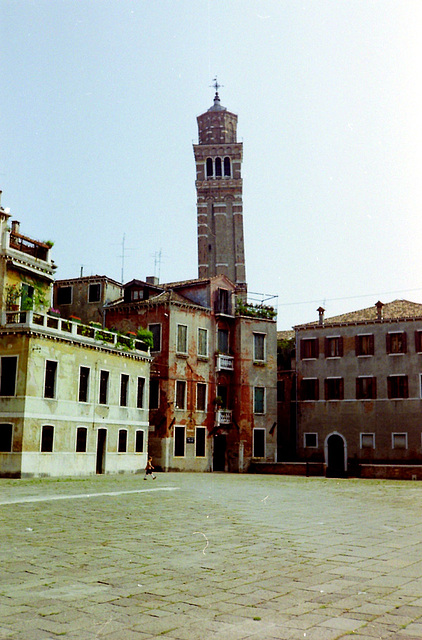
[0,424,13,452]
[135,430,144,453]
[325,336,343,358]
[57,286,72,305]
[148,323,161,352]
[392,433,408,449]
[360,433,375,449]
[88,283,101,303]
[78,366,90,402]
[217,288,230,314]
[120,374,129,406]
[177,324,188,354]
[356,334,374,356]
[0,356,17,396]
[300,338,319,359]
[301,378,319,401]
[175,380,186,409]
[174,425,185,457]
[196,383,207,411]
[198,328,208,357]
[99,370,109,405]
[150,378,159,409]
[253,428,265,457]
[118,429,128,452]
[325,378,344,401]
[304,433,318,448]
[356,376,377,400]
[76,427,87,452]
[253,333,266,362]
[41,425,54,452]
[387,375,408,399]
[387,331,407,354]
[195,427,206,457]
[44,360,57,399]
[217,328,229,354]
[254,387,265,414]
[137,377,145,408]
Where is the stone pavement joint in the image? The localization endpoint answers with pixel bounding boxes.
[1,473,422,639]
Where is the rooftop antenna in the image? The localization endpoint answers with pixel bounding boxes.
[118,234,136,284]
[154,249,162,280]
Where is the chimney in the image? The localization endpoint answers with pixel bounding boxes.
[146,276,159,285]
[375,300,384,321]
[11,220,20,234]
[317,306,325,326]
[0,190,2,208]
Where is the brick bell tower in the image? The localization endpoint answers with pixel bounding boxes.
[193,80,247,298]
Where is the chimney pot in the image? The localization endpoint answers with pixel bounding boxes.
[375,300,384,321]
[317,306,325,326]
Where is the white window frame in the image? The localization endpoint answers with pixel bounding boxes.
[44,359,58,399]
[253,332,266,362]
[392,432,408,450]
[360,433,375,449]
[148,323,162,353]
[195,426,207,458]
[99,369,110,405]
[78,365,91,403]
[177,324,188,354]
[0,355,18,397]
[75,426,88,453]
[118,428,128,453]
[304,432,318,448]
[174,425,186,457]
[196,382,207,412]
[135,429,145,453]
[40,424,54,453]
[88,282,101,303]
[197,327,208,358]
[175,380,186,410]
[120,373,130,407]
[253,386,266,415]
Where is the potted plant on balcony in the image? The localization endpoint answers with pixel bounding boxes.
[69,315,81,323]
[48,308,60,318]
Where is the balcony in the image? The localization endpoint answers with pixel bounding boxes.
[1,311,150,355]
[216,409,232,425]
[9,232,49,262]
[216,353,234,371]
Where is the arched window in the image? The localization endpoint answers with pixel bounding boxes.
[206,158,213,179]
[215,157,222,177]
[224,157,231,177]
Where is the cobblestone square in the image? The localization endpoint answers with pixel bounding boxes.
[1,473,422,639]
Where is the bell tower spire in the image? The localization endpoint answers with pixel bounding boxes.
[193,82,247,297]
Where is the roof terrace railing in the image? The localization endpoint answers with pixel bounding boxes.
[2,310,150,354]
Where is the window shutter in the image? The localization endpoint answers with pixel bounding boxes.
[387,377,392,399]
[324,337,329,358]
[369,334,374,355]
[356,378,360,399]
[415,331,421,353]
[402,332,407,353]
[338,337,344,357]
[386,333,391,354]
[300,339,305,359]
[340,378,344,399]
[403,376,409,398]
[315,378,319,400]
[324,379,328,401]
[373,377,377,399]
[314,338,319,358]
[355,335,360,355]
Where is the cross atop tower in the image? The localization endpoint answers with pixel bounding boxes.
[210,76,223,99]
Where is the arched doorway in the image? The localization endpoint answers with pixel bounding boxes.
[325,432,347,478]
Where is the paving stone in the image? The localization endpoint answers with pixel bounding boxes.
[2,473,422,639]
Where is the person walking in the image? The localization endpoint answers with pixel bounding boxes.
[144,456,156,480]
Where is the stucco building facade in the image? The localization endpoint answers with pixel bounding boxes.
[295,300,422,478]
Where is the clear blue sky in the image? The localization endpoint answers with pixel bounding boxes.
[1,1,422,329]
